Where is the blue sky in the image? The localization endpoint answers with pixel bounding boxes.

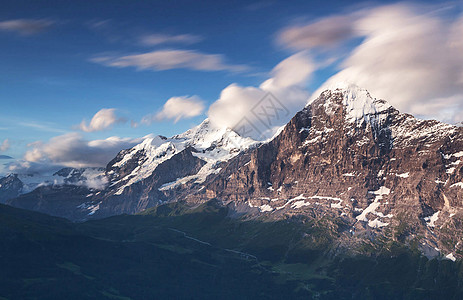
[1,0,462,174]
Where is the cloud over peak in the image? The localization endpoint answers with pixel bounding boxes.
[141,95,205,124]
[208,51,315,139]
[280,3,463,123]
[261,51,315,90]
[78,108,126,132]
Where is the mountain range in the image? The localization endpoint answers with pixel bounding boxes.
[1,84,462,263]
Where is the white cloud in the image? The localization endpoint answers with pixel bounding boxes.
[261,51,315,90]
[0,139,10,152]
[0,19,53,35]
[92,49,248,73]
[139,33,203,46]
[17,132,145,169]
[78,108,126,132]
[141,96,205,124]
[280,4,463,123]
[6,161,61,175]
[208,84,266,134]
[208,51,315,139]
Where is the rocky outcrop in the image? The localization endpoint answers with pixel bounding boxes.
[0,174,23,204]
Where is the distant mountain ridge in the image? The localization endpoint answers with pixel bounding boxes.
[0,167,105,202]
[2,119,258,219]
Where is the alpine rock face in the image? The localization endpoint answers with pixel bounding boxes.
[181,85,463,260]
[3,85,463,260]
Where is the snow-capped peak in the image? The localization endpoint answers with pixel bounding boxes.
[173,118,255,151]
[109,119,258,194]
[340,84,391,123]
[314,83,391,124]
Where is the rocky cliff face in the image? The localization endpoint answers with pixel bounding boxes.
[182,86,463,259]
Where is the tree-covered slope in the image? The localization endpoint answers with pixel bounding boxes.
[1,201,463,299]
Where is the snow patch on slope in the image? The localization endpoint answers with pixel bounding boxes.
[451,182,463,189]
[396,172,409,178]
[446,253,457,262]
[356,186,391,226]
[424,211,440,227]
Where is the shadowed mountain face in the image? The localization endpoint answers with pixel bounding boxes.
[0,167,105,205]
[4,86,463,260]
[0,174,23,203]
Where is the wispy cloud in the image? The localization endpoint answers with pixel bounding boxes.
[278,15,356,50]
[84,19,122,43]
[0,19,53,35]
[279,3,463,123]
[245,1,276,11]
[139,33,203,46]
[91,49,249,73]
[18,121,67,133]
[78,108,126,132]
[0,139,9,152]
[86,19,112,30]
